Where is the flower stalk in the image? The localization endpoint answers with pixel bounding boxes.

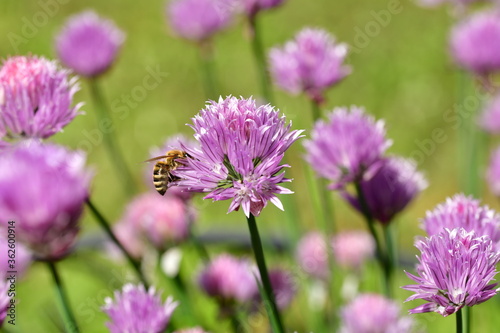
[249,17,274,104]
[47,261,80,333]
[246,213,284,333]
[354,182,392,297]
[88,78,137,194]
[86,198,148,287]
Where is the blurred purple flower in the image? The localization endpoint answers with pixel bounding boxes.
[167,0,236,41]
[242,0,284,19]
[198,253,258,303]
[303,106,391,190]
[120,192,193,251]
[487,147,500,197]
[342,157,427,224]
[450,11,500,76]
[56,11,125,77]
[0,141,91,260]
[173,96,303,217]
[0,280,11,326]
[103,284,178,333]
[339,293,415,333]
[0,55,81,140]
[403,228,500,316]
[479,93,500,134]
[0,235,31,278]
[268,268,296,309]
[421,194,500,249]
[269,28,350,104]
[296,231,329,280]
[331,230,375,270]
[111,219,145,260]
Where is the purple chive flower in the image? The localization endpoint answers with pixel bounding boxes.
[0,280,11,326]
[198,254,258,303]
[269,28,351,104]
[173,96,303,217]
[0,141,91,260]
[303,106,391,189]
[342,157,427,224]
[167,0,235,41]
[421,194,500,249]
[450,11,500,76]
[487,147,500,197]
[479,93,500,134]
[242,0,284,19]
[339,293,415,333]
[103,284,178,333]
[403,228,500,316]
[331,230,375,271]
[56,11,125,77]
[120,192,193,251]
[0,56,81,140]
[296,231,329,280]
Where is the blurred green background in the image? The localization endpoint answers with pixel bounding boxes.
[2,0,499,332]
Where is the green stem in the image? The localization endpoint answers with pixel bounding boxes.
[354,182,391,297]
[230,314,242,333]
[88,78,137,194]
[249,17,274,104]
[310,100,335,234]
[85,198,148,287]
[47,262,80,333]
[310,99,322,123]
[198,41,218,99]
[246,214,284,333]
[464,306,471,333]
[456,308,463,333]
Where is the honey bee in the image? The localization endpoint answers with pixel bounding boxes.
[145,150,189,195]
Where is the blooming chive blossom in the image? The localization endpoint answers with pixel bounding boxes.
[487,147,500,197]
[296,231,329,280]
[56,11,125,77]
[0,141,91,260]
[339,293,415,333]
[198,254,258,303]
[119,192,193,250]
[331,230,375,270]
[421,194,500,249]
[403,228,500,316]
[342,157,427,224]
[303,106,391,189]
[103,284,178,333]
[167,0,235,41]
[0,56,81,140]
[450,11,500,75]
[479,93,500,134]
[269,28,351,104]
[173,96,303,217]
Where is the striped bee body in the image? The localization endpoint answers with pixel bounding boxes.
[146,150,188,196]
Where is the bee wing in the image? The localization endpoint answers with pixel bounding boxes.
[144,155,168,163]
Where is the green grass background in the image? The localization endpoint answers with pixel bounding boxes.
[1,0,500,331]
